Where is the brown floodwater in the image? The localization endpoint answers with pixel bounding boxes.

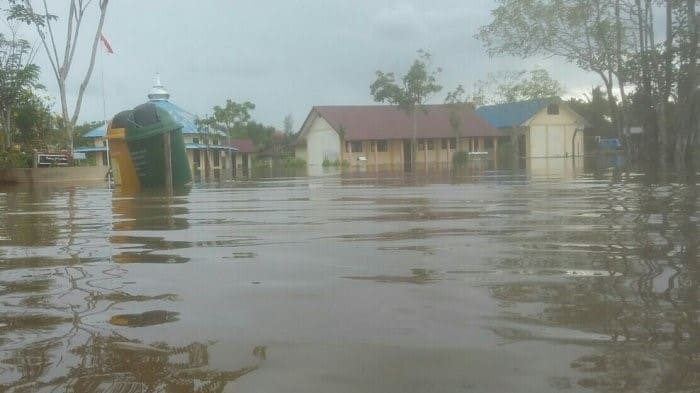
[0,159,698,392]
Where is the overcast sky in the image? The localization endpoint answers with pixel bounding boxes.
[20,0,601,131]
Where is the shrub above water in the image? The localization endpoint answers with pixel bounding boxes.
[452,151,469,166]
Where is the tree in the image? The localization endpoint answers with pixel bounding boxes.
[0,29,41,149]
[241,121,275,148]
[7,0,110,152]
[477,0,631,150]
[469,68,564,105]
[443,84,475,149]
[283,114,294,135]
[370,49,442,168]
[12,89,56,147]
[477,0,699,168]
[567,86,616,138]
[199,99,255,137]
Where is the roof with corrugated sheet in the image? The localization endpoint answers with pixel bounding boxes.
[81,100,215,138]
[302,104,500,141]
[475,98,557,129]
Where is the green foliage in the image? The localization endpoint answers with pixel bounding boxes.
[7,0,111,150]
[10,90,54,145]
[242,121,275,148]
[495,141,516,167]
[276,156,306,168]
[0,149,32,169]
[452,151,469,166]
[283,114,294,135]
[370,49,442,114]
[477,0,699,164]
[200,100,277,148]
[0,31,43,149]
[567,87,616,137]
[73,120,105,147]
[444,85,477,138]
[253,156,306,170]
[472,68,564,105]
[199,100,254,134]
[322,158,349,167]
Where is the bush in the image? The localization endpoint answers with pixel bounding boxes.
[322,158,349,167]
[452,151,469,166]
[496,141,516,167]
[255,156,306,169]
[0,150,32,169]
[277,156,306,168]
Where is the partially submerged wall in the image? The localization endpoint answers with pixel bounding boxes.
[0,166,109,184]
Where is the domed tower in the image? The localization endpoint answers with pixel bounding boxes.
[147,73,170,101]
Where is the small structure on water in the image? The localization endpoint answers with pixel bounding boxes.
[295,105,503,168]
[107,102,192,191]
[475,98,587,158]
[77,75,252,181]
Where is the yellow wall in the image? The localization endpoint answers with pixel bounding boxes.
[339,137,499,166]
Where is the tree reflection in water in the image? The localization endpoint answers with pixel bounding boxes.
[489,172,698,392]
[0,262,264,392]
[2,333,263,392]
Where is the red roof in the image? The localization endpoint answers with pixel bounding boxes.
[230,138,256,153]
[303,105,501,141]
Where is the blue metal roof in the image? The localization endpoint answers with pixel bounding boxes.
[185,143,237,151]
[81,100,221,138]
[74,146,108,152]
[475,98,556,129]
[83,123,107,138]
[152,100,202,135]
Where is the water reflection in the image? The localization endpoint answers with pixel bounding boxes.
[1,160,698,392]
[1,333,264,392]
[488,173,699,391]
[111,189,191,264]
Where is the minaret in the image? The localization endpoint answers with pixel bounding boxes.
[147,73,170,101]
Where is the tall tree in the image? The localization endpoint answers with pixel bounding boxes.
[283,113,294,135]
[0,28,41,149]
[7,0,110,152]
[12,89,55,147]
[199,100,255,137]
[469,68,564,105]
[370,49,442,168]
[477,0,698,167]
[477,0,631,149]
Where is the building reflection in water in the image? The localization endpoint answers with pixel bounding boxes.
[111,188,191,264]
[487,172,698,392]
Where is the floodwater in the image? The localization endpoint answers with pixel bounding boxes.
[0,158,698,392]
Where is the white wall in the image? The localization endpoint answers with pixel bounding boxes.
[305,116,340,166]
[527,106,585,157]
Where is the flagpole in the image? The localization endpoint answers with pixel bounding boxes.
[100,41,112,188]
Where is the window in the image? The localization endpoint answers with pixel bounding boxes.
[484,138,494,149]
[193,138,200,144]
[213,138,219,146]
[426,140,434,150]
[441,139,448,150]
[213,151,220,166]
[376,140,388,152]
[418,140,425,150]
[345,141,350,153]
[449,138,456,149]
[351,141,362,152]
[547,103,559,115]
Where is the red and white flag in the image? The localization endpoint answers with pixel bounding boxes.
[100,33,113,54]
